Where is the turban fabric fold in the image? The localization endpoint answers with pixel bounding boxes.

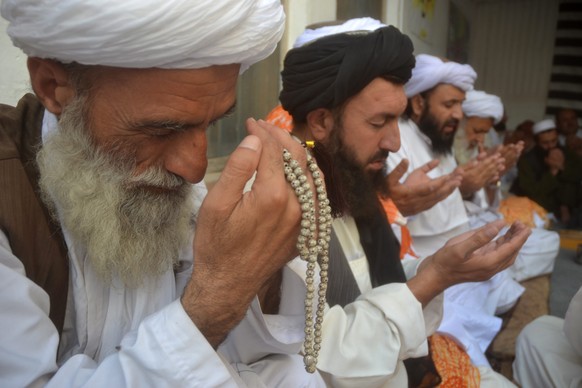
[1,0,284,72]
[404,54,477,98]
[280,26,415,123]
[462,90,504,124]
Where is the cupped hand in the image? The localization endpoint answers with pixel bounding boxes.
[409,220,531,306]
[459,151,504,197]
[387,158,463,216]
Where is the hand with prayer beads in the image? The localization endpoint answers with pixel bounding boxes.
[407,220,531,307]
[182,118,321,348]
[386,158,463,216]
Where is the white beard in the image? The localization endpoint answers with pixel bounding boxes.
[37,96,195,287]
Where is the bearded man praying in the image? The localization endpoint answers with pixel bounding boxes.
[279,19,531,387]
[0,0,327,386]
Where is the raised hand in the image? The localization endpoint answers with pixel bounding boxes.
[408,220,531,306]
[497,141,524,175]
[459,151,504,198]
[386,158,463,216]
[182,118,316,347]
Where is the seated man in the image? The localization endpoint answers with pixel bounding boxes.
[513,286,582,387]
[0,1,326,386]
[454,90,558,281]
[386,55,558,366]
[279,19,530,387]
[556,108,582,157]
[512,118,582,228]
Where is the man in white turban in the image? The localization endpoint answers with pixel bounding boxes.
[0,0,327,386]
[387,55,559,367]
[454,90,558,280]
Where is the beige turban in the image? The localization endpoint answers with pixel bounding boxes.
[462,90,504,124]
[404,54,477,97]
[1,0,285,73]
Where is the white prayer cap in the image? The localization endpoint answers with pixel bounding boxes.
[293,17,385,48]
[462,90,504,124]
[404,54,477,98]
[1,0,285,73]
[532,119,556,135]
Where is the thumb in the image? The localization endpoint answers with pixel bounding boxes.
[388,158,409,184]
[209,135,262,207]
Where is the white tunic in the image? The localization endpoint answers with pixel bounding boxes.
[312,217,443,387]
[386,118,525,366]
[387,118,468,250]
[0,183,325,388]
[316,217,514,387]
[514,286,582,388]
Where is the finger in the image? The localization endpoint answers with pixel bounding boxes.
[388,158,409,185]
[449,220,505,257]
[419,159,440,173]
[209,134,263,208]
[245,118,289,192]
[486,224,531,270]
[255,119,305,161]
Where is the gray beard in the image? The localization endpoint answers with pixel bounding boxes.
[37,96,196,287]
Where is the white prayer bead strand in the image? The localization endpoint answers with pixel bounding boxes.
[282,148,331,374]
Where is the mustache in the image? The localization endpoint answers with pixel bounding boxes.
[125,166,186,190]
[367,150,389,164]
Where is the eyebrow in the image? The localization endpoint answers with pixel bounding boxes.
[135,101,237,133]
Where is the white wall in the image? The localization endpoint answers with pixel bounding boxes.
[468,0,558,129]
[399,0,451,57]
[0,18,30,105]
[282,0,336,58]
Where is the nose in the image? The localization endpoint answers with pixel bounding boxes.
[452,104,463,121]
[380,122,401,152]
[164,130,208,184]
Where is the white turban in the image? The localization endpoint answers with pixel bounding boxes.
[1,0,285,73]
[533,119,556,135]
[293,17,385,48]
[462,90,504,124]
[404,54,477,97]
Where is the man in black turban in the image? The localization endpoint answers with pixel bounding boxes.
[279,21,530,387]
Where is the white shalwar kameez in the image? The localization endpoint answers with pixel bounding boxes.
[0,183,325,388]
[321,217,515,387]
[513,286,582,388]
[386,118,526,366]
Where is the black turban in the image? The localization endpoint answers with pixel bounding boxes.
[280,26,415,123]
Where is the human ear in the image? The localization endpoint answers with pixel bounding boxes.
[27,58,76,116]
[410,94,425,119]
[305,108,335,144]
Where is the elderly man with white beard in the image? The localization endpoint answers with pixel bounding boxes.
[0,0,327,386]
[454,90,558,281]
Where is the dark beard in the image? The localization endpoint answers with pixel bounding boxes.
[312,127,389,221]
[417,109,457,156]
